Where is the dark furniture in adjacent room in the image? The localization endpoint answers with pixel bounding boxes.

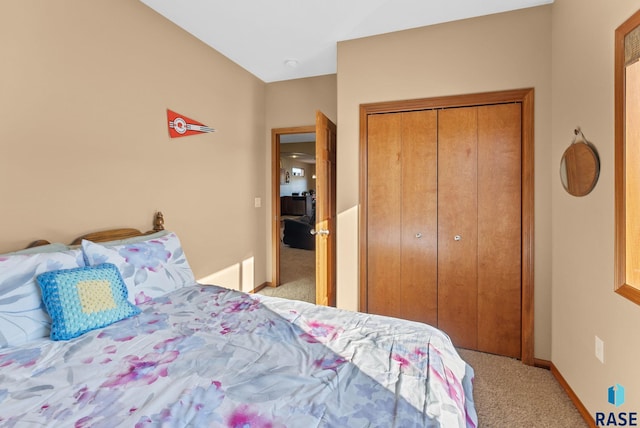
[281,195,314,216]
[283,215,315,250]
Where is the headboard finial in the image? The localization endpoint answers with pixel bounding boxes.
[153,211,165,232]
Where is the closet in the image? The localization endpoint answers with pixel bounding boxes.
[364,102,522,359]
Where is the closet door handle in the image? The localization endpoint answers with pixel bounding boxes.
[454,235,462,241]
[415,233,423,238]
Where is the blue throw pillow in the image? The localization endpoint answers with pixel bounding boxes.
[36,263,140,341]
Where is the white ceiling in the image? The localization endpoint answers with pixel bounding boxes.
[281,133,316,144]
[281,134,316,164]
[139,0,553,83]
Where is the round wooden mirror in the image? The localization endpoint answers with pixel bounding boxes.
[560,137,600,197]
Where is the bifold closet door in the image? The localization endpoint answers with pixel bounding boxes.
[476,103,521,358]
[367,110,438,325]
[437,107,479,350]
[366,104,521,358]
[437,103,522,357]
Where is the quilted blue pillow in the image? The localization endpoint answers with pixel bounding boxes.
[36,263,140,341]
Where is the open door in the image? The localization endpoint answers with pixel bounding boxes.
[314,111,337,306]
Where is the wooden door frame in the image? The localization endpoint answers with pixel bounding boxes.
[358,88,535,365]
[271,125,315,289]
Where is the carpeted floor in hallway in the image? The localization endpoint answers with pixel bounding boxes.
[257,242,315,304]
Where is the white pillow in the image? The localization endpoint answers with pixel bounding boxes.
[91,230,169,247]
[3,242,70,256]
[81,232,196,304]
[0,248,85,348]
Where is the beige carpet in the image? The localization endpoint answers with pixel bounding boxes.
[257,243,315,304]
[458,349,587,427]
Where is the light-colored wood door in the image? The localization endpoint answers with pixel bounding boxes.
[366,110,438,324]
[477,103,522,358]
[437,107,479,350]
[315,111,337,306]
[366,113,403,317]
[359,89,534,363]
[437,104,522,354]
[401,111,438,325]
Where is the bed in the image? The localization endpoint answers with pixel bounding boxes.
[0,213,477,427]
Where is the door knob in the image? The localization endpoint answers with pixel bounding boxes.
[415,232,423,238]
[310,229,330,236]
[454,235,462,241]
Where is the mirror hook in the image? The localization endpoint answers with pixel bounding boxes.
[573,126,587,144]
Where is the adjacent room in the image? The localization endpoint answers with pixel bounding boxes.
[2,0,639,426]
[258,131,317,304]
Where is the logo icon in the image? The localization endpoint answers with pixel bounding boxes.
[167,109,216,138]
[608,384,625,407]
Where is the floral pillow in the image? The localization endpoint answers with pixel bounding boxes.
[36,263,140,341]
[81,232,196,304]
[0,248,85,348]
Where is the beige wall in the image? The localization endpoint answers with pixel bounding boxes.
[337,6,553,359]
[265,75,337,127]
[279,157,316,196]
[551,0,640,415]
[1,1,267,292]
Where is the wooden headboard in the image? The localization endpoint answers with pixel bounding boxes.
[26,212,165,249]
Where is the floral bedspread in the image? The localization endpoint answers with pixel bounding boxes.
[0,285,476,427]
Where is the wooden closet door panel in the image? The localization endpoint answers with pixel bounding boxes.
[401,110,438,325]
[477,103,522,358]
[367,113,403,318]
[437,107,478,349]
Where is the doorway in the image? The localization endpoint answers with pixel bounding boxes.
[270,111,337,307]
[270,126,317,303]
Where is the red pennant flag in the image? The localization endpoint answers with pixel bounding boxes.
[167,109,216,138]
